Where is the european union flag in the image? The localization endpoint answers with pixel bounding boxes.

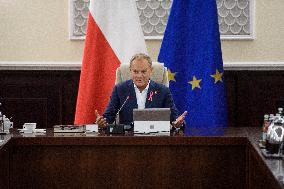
[158,0,228,135]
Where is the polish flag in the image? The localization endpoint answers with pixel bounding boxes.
[75,0,147,124]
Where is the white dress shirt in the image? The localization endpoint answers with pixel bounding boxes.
[134,81,150,109]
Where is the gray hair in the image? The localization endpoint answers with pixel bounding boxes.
[129,53,152,67]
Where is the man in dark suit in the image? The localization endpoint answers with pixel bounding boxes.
[96,53,187,129]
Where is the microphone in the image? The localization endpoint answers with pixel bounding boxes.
[108,95,130,134]
[115,96,130,121]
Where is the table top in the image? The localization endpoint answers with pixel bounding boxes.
[1,127,254,146]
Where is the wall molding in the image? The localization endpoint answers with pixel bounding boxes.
[0,61,284,71]
[223,62,284,70]
[0,61,81,70]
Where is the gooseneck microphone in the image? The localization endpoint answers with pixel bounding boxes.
[116,96,130,119]
[114,96,129,126]
[108,95,130,134]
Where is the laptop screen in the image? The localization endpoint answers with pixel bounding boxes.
[133,108,170,121]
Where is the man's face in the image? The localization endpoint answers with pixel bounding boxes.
[130,59,152,91]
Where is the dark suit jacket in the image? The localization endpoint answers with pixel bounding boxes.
[103,80,180,125]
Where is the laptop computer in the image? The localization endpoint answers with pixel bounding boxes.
[133,108,171,134]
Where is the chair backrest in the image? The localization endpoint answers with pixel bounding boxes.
[115,63,169,87]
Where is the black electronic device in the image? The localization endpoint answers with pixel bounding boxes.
[107,124,124,134]
[106,96,130,134]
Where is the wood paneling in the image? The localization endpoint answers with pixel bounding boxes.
[1,70,284,128]
[0,70,80,128]
[225,71,284,127]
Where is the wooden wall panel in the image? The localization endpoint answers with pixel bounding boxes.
[0,71,79,128]
[0,70,284,128]
[1,98,48,129]
[224,71,237,127]
[229,71,284,128]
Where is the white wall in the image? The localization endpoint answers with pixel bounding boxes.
[0,0,284,63]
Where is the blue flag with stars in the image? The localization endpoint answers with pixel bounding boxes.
[158,0,228,135]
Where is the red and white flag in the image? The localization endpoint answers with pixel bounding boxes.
[75,0,147,124]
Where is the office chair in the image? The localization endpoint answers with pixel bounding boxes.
[115,62,169,87]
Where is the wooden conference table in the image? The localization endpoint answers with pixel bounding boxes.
[0,127,283,189]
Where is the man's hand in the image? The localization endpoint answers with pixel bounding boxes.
[95,110,108,128]
[172,111,188,128]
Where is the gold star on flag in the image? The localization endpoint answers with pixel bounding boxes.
[167,69,177,82]
[210,69,223,83]
[188,75,202,90]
